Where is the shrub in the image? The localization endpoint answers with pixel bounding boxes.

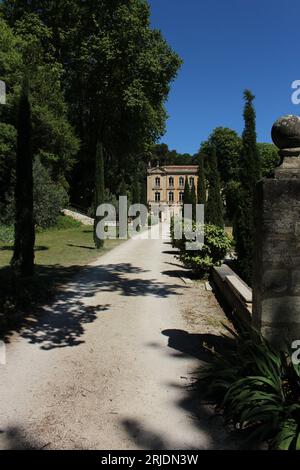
[0,191,15,226]
[197,317,300,450]
[0,225,14,243]
[33,157,69,229]
[50,215,82,230]
[179,224,231,278]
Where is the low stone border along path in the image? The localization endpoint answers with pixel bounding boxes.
[0,223,244,450]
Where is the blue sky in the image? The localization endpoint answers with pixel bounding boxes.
[149,0,300,154]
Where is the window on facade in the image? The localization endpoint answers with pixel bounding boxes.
[169,176,174,188]
[169,192,174,203]
[179,192,184,203]
[189,177,194,187]
[179,177,184,187]
[155,192,161,202]
[155,177,160,188]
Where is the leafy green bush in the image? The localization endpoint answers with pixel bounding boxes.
[33,157,69,228]
[198,317,300,450]
[0,123,17,226]
[0,225,14,243]
[53,215,82,230]
[178,223,231,278]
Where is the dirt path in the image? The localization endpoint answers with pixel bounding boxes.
[0,223,236,450]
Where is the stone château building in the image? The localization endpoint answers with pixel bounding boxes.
[147,164,199,217]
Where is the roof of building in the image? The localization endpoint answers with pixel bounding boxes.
[148,165,198,175]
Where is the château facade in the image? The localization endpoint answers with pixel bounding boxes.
[147,164,199,216]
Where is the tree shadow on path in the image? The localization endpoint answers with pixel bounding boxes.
[0,427,43,450]
[121,329,256,450]
[3,263,186,351]
[161,329,259,450]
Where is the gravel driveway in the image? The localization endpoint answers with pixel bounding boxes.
[0,223,238,450]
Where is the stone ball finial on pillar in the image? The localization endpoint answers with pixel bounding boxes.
[271,115,300,177]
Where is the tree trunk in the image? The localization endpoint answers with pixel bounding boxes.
[93,140,105,249]
[11,82,35,277]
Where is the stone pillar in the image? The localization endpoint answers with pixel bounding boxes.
[253,115,300,348]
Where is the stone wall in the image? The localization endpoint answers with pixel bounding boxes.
[62,209,94,226]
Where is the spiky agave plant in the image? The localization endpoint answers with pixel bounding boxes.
[197,316,300,449]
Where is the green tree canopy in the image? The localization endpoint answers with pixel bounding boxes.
[151,143,196,167]
[257,142,280,178]
[2,1,182,208]
[200,127,241,184]
[0,14,79,209]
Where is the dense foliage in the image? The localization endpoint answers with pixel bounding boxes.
[198,317,300,450]
[258,143,280,178]
[171,219,231,278]
[200,127,241,185]
[233,90,261,285]
[151,143,196,166]
[200,127,241,220]
[0,14,79,187]
[33,157,68,229]
[0,0,182,225]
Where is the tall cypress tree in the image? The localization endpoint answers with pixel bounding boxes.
[11,81,35,277]
[131,171,141,231]
[234,90,261,285]
[190,180,197,222]
[93,140,105,249]
[131,172,141,205]
[183,176,191,205]
[119,178,127,198]
[240,90,261,189]
[140,176,147,207]
[205,146,224,228]
[197,153,206,204]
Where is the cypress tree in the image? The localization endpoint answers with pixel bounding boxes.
[183,176,191,205]
[93,140,105,249]
[197,153,206,204]
[140,175,147,226]
[11,81,35,277]
[131,171,141,230]
[234,90,261,285]
[140,176,147,207]
[190,180,197,222]
[132,172,141,205]
[119,178,127,198]
[205,146,224,228]
[240,90,261,189]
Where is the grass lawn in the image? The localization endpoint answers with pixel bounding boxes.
[0,221,124,336]
[0,224,122,269]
